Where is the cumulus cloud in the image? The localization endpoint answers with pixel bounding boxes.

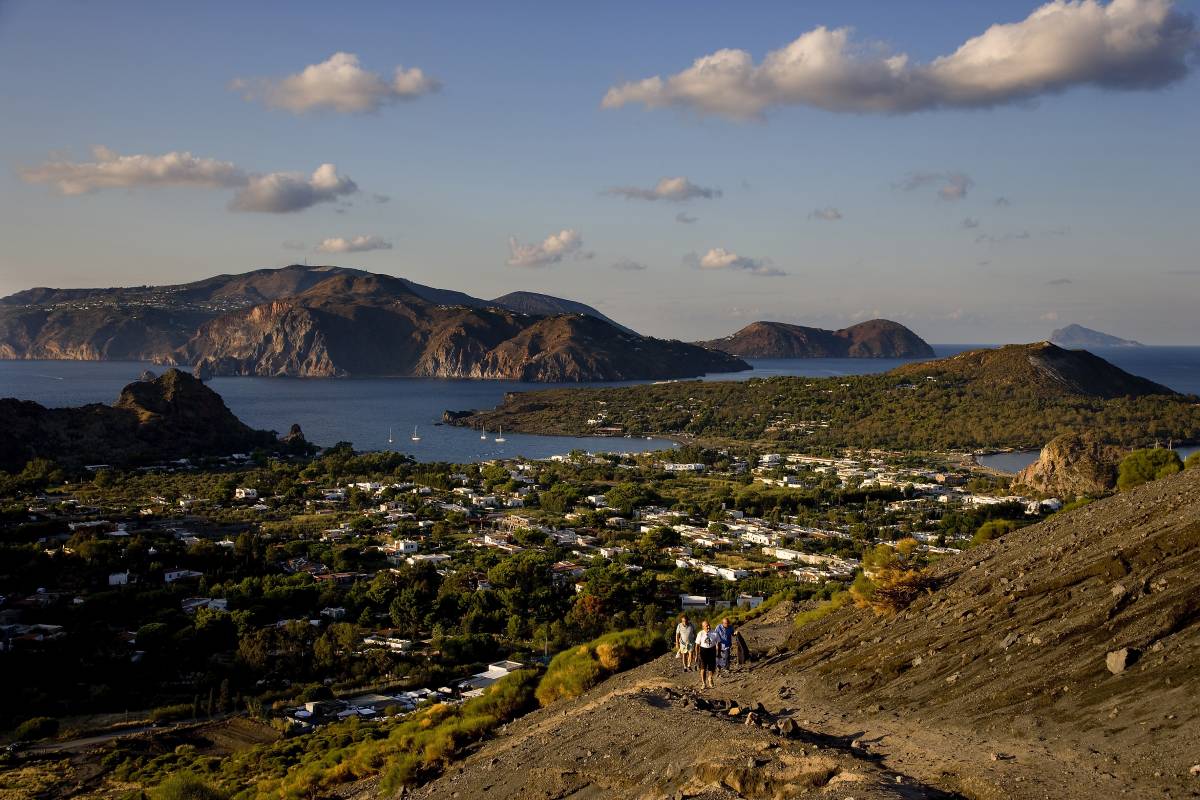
[314,234,393,254]
[694,247,786,276]
[19,146,246,195]
[602,0,1197,119]
[675,211,698,224]
[897,171,974,200]
[605,176,721,202]
[507,229,584,267]
[809,207,843,221]
[961,217,981,229]
[233,52,440,114]
[21,147,359,214]
[230,163,358,213]
[611,258,648,271]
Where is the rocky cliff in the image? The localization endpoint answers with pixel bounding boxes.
[185,273,746,380]
[1012,431,1126,496]
[700,319,935,359]
[0,369,289,470]
[0,265,734,381]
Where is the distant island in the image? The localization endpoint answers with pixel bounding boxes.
[1050,323,1143,348]
[698,319,935,359]
[0,265,747,382]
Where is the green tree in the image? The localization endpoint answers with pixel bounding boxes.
[1117,449,1183,492]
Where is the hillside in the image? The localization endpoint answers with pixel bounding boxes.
[490,290,635,335]
[448,344,1199,450]
[700,319,935,359]
[1051,324,1143,348]
[0,265,737,381]
[890,342,1171,398]
[409,467,1200,799]
[0,369,289,470]
[185,273,746,380]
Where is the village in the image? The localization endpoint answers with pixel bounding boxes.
[0,441,1063,734]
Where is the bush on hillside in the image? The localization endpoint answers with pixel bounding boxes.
[1186,451,1200,470]
[150,773,228,800]
[1117,449,1183,491]
[12,716,58,742]
[971,519,1020,548]
[535,628,666,707]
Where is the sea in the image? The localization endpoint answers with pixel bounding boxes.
[2,345,1197,465]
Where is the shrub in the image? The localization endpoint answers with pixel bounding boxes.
[535,628,666,707]
[13,716,59,742]
[1118,449,1183,491]
[971,519,1020,548]
[151,703,194,723]
[1186,451,1200,470]
[856,568,935,615]
[791,591,850,630]
[150,773,227,800]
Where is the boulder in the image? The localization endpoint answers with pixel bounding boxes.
[1014,432,1125,497]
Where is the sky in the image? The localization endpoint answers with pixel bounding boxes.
[1,0,1198,344]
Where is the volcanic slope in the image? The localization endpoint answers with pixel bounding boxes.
[405,468,1200,800]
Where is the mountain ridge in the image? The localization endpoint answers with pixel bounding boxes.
[1050,323,1143,348]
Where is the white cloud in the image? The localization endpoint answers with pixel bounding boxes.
[602,0,1197,119]
[19,146,245,195]
[696,247,786,276]
[314,234,393,254]
[611,258,648,271]
[230,163,358,213]
[507,229,584,268]
[21,148,359,214]
[605,176,721,201]
[233,52,440,114]
[897,171,974,200]
[675,212,698,224]
[809,207,843,221]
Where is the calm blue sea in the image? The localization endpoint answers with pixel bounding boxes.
[2,344,1197,463]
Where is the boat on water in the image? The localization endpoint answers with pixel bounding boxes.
[387,427,394,445]
[494,425,506,443]
[480,425,488,440]
[411,425,421,442]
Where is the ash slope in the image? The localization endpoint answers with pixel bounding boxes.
[406,468,1200,800]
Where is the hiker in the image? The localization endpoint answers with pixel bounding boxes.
[732,625,751,668]
[695,619,718,689]
[674,614,696,672]
[714,617,734,673]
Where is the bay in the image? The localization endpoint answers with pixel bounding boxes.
[2,344,1197,463]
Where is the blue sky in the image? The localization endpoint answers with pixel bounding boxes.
[1,0,1197,343]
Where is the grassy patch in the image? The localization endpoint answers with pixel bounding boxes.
[535,628,667,707]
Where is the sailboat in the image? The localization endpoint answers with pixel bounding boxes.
[494,425,506,443]
[480,425,488,440]
[410,425,421,442]
[387,427,394,445]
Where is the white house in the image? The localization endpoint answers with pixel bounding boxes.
[108,571,132,586]
[234,487,258,500]
[164,569,204,583]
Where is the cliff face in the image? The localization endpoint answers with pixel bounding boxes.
[700,319,935,359]
[0,265,732,381]
[0,369,283,470]
[1013,431,1126,496]
[186,275,747,380]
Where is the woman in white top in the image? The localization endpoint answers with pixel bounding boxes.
[695,619,718,689]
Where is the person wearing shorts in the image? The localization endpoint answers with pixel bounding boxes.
[674,615,695,672]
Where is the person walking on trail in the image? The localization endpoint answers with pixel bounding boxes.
[695,619,718,689]
[674,615,696,672]
[714,617,734,673]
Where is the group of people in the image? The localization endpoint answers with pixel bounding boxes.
[673,614,749,689]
